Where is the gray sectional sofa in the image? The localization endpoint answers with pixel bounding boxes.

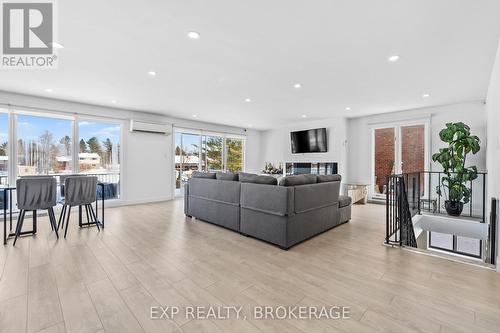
[184,172,351,249]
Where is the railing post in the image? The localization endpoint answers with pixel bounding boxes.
[490,198,497,265]
[470,180,473,217]
[398,177,403,246]
[482,174,486,223]
[386,176,390,244]
[417,172,421,214]
[437,172,441,214]
[428,171,432,213]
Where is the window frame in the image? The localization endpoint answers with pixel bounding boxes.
[0,107,124,202]
[173,127,246,197]
[428,231,482,259]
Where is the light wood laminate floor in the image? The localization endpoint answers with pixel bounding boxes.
[1,199,500,333]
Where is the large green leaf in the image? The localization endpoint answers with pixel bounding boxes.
[433,122,481,206]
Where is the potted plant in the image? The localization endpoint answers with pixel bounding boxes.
[431,122,480,216]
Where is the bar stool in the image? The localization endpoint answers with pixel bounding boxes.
[59,174,83,197]
[58,176,99,238]
[13,177,58,245]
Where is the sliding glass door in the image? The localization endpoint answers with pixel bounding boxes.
[202,135,223,172]
[372,121,428,199]
[175,131,202,196]
[225,137,244,173]
[174,128,246,196]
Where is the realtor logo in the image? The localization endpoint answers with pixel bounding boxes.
[1,1,57,68]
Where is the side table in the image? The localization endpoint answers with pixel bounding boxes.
[344,183,369,204]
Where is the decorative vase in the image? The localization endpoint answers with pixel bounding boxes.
[444,200,464,216]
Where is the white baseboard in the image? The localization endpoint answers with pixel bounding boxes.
[120,196,174,207]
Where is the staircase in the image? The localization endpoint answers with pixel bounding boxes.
[385,174,418,247]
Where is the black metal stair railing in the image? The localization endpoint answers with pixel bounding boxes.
[385,174,418,247]
[385,171,499,268]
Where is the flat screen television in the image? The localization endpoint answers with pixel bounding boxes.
[290,128,328,153]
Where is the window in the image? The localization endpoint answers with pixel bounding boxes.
[456,236,481,257]
[16,114,73,176]
[429,232,454,251]
[0,109,123,198]
[78,121,121,198]
[429,232,481,258]
[174,128,246,196]
[0,112,8,185]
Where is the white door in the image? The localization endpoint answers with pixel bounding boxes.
[371,121,429,199]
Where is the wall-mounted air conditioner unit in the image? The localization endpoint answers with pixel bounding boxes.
[129,120,172,135]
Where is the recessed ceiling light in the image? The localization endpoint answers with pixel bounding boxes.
[192,114,197,118]
[388,55,400,62]
[345,106,351,111]
[148,71,157,76]
[244,98,251,103]
[44,88,53,93]
[294,83,302,89]
[422,93,430,98]
[50,42,64,49]
[187,31,200,39]
[301,114,307,118]
[111,100,117,104]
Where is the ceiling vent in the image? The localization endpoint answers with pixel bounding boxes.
[129,120,171,135]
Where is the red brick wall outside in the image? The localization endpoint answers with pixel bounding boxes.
[401,125,425,191]
[374,128,395,193]
[401,125,425,173]
[374,125,425,194]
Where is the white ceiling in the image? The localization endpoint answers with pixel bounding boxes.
[1,0,500,130]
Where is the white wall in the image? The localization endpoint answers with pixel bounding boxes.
[0,91,261,205]
[346,101,487,185]
[485,39,500,270]
[258,117,348,178]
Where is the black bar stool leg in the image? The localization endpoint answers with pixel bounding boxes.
[64,206,72,238]
[79,205,82,227]
[49,207,59,239]
[13,210,26,246]
[57,205,66,231]
[85,204,90,223]
[33,210,37,234]
[88,204,100,231]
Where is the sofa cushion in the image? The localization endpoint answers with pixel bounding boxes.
[216,172,239,181]
[338,195,352,208]
[317,174,342,183]
[294,182,340,213]
[192,171,216,179]
[279,174,317,186]
[239,172,278,185]
[240,183,294,216]
[189,178,241,206]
